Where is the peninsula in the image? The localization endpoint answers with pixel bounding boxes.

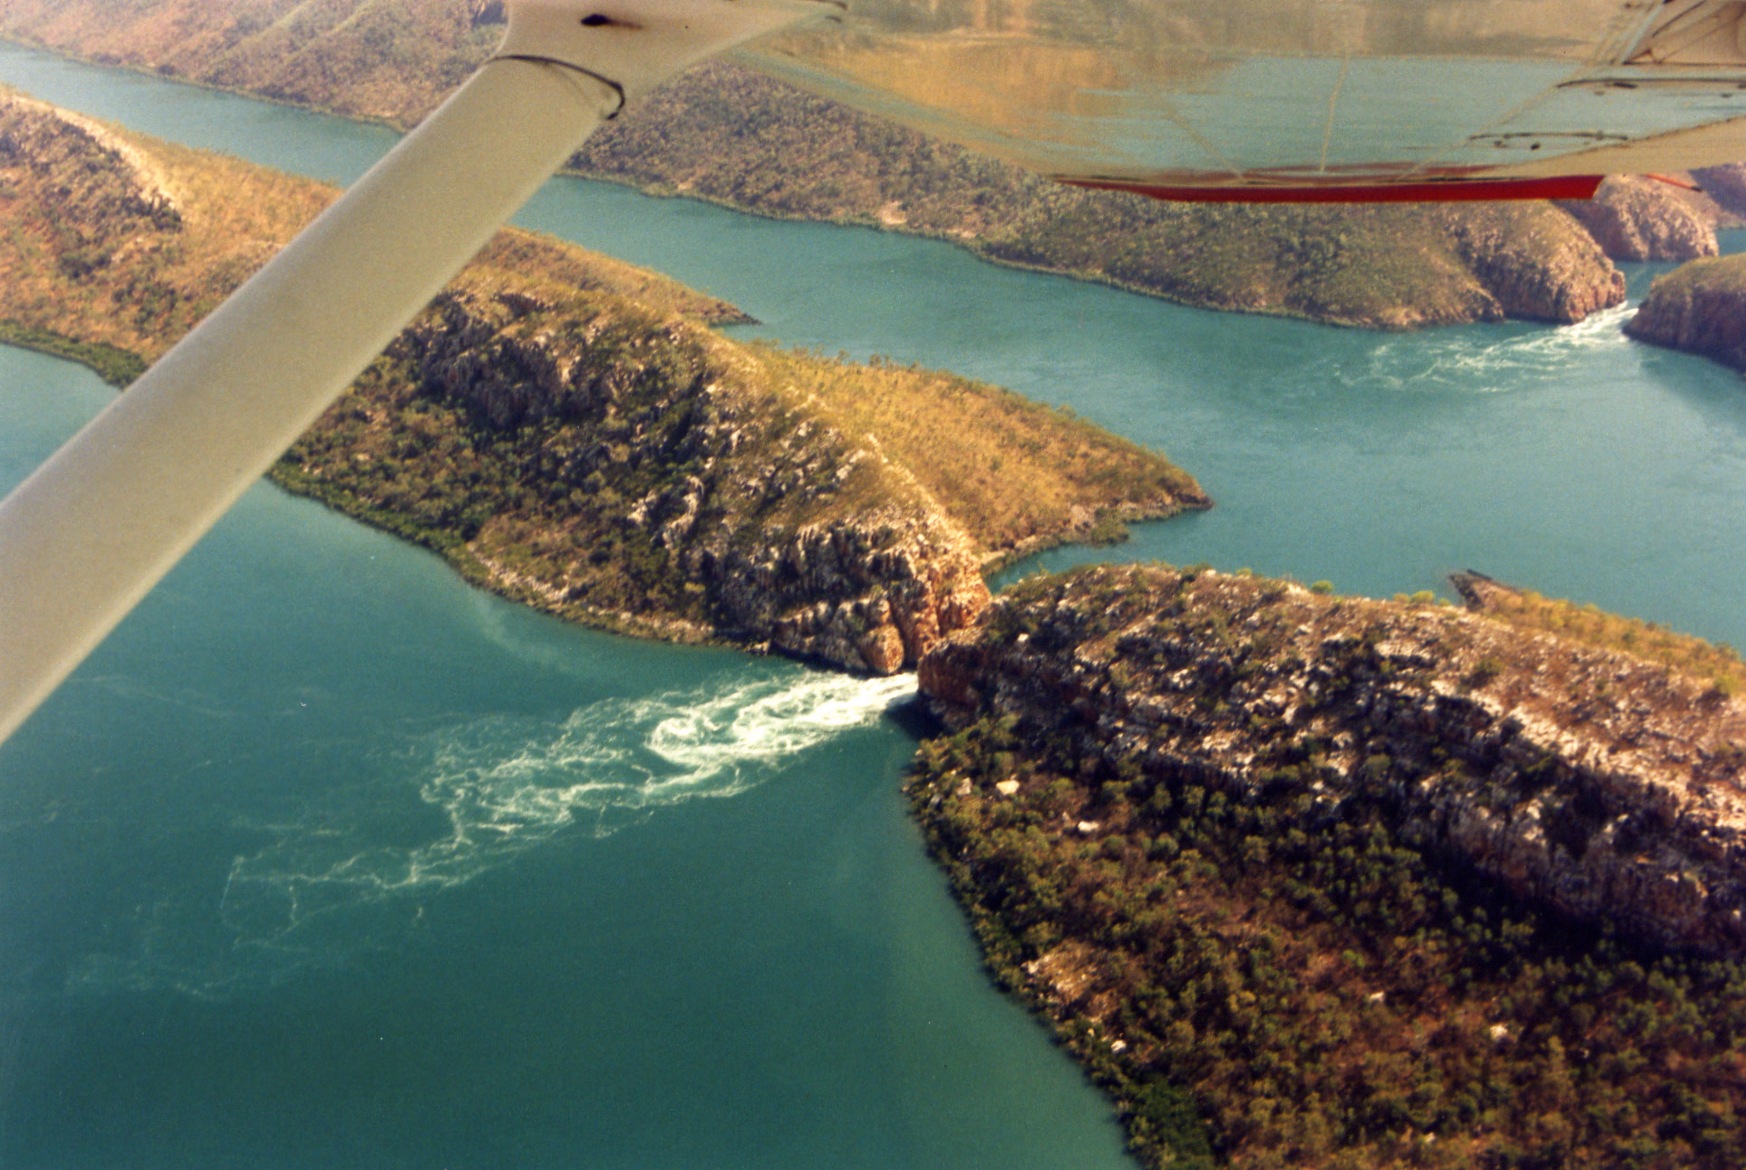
[915,563,1746,1168]
[0,91,1206,673]
[0,0,1640,329]
[1626,252,1746,375]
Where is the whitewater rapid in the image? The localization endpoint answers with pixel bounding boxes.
[69,670,918,996]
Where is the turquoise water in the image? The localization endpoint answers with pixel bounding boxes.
[4,40,1746,1169]
[3,42,1743,639]
[0,350,1132,1169]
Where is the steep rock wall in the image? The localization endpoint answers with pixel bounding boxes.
[357,289,994,673]
[921,565,1746,958]
[1625,254,1746,373]
[1437,205,1625,323]
[1557,175,1724,262]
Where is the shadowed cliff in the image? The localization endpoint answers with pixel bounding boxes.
[1627,252,1746,375]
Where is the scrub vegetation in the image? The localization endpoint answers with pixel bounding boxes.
[1454,572,1746,697]
[915,713,1746,1170]
[0,320,143,385]
[0,92,1205,669]
[741,344,1200,561]
[0,0,1626,329]
[913,564,1746,1170]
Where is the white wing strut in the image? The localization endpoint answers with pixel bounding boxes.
[0,0,823,746]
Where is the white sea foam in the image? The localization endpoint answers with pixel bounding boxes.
[68,669,916,996]
[1364,302,1635,393]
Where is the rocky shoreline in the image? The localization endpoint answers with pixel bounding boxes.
[1626,253,1746,374]
[910,564,1746,1167]
[0,93,1206,675]
[0,2,1664,330]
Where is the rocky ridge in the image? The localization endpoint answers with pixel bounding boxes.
[0,91,188,351]
[0,93,180,234]
[1556,174,1737,262]
[0,94,1205,674]
[293,282,1204,674]
[1625,252,1746,373]
[0,0,1638,329]
[911,563,1746,1168]
[576,63,1626,329]
[921,564,1746,958]
[334,286,1004,672]
[1429,202,1625,324]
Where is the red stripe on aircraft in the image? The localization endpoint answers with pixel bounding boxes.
[1063,175,1606,204]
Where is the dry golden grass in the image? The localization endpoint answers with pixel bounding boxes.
[0,93,1207,578]
[1474,587,1746,696]
[744,344,1206,557]
[0,93,745,367]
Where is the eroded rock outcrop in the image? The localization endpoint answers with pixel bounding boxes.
[345,288,997,673]
[921,564,1746,958]
[715,510,991,672]
[295,282,1199,674]
[1625,252,1746,372]
[318,281,1201,671]
[1557,175,1725,262]
[1436,205,1625,323]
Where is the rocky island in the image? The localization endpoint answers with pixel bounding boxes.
[912,563,1746,1168]
[1626,252,1746,374]
[0,0,1641,329]
[0,92,1205,672]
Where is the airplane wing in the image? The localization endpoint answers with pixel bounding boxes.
[741,0,1746,201]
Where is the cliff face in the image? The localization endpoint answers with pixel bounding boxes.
[304,280,1202,672]
[356,287,995,672]
[922,565,1746,958]
[911,564,1746,1169]
[1431,203,1625,324]
[714,510,991,673]
[1556,175,1725,263]
[1624,253,1746,373]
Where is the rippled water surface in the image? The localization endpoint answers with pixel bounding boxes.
[3,40,1746,1170]
[0,351,1133,1170]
